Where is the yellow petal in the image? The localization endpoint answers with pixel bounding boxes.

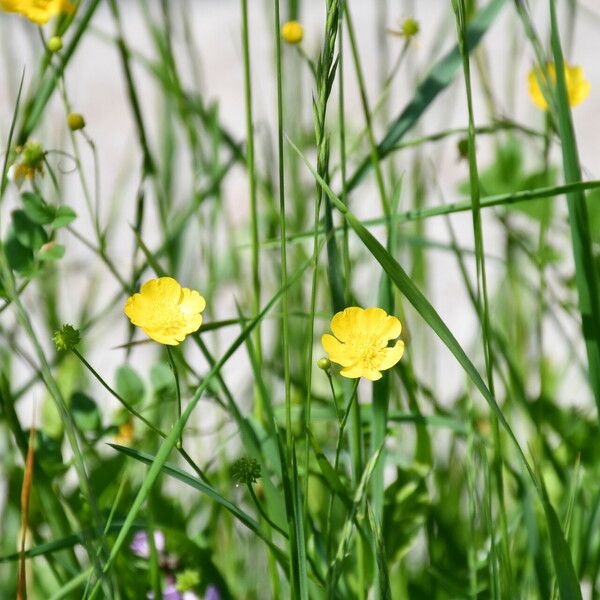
[363,309,402,345]
[142,326,185,346]
[566,65,590,107]
[180,288,206,315]
[141,277,182,305]
[330,307,363,342]
[340,364,382,381]
[123,293,153,327]
[377,340,405,370]
[0,0,20,12]
[528,68,549,110]
[322,334,355,367]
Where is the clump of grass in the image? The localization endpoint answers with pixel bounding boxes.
[1,1,600,598]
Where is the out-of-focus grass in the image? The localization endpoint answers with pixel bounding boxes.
[2,1,600,599]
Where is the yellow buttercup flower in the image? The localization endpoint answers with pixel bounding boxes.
[321,307,405,381]
[281,20,303,44]
[114,420,134,446]
[124,277,206,346]
[0,0,74,24]
[528,62,590,110]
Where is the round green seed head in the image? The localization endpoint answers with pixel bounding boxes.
[231,456,261,485]
[52,324,80,351]
[401,18,420,39]
[48,36,63,52]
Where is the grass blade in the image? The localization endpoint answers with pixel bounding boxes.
[345,0,506,192]
[548,0,600,417]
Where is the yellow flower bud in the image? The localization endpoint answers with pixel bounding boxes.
[281,20,303,45]
[67,112,86,131]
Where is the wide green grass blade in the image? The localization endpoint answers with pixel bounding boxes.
[345,0,507,192]
[539,476,583,600]
[328,448,383,595]
[367,502,392,600]
[548,0,600,418]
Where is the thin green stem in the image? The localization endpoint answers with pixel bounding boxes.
[166,346,183,450]
[73,348,209,483]
[247,483,288,538]
[240,0,263,418]
[273,0,291,455]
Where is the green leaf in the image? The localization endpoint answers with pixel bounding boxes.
[38,243,65,262]
[71,391,101,432]
[52,206,77,229]
[12,209,48,250]
[21,191,55,224]
[5,229,34,274]
[308,431,353,510]
[115,365,145,406]
[33,430,67,476]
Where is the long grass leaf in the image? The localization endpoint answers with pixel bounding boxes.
[548,0,600,417]
[345,0,506,192]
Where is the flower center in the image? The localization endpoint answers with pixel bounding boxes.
[360,346,382,369]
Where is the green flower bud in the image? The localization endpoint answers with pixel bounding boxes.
[317,357,331,371]
[21,141,45,167]
[231,456,261,485]
[52,324,80,351]
[48,36,63,52]
[401,18,420,39]
[457,137,469,160]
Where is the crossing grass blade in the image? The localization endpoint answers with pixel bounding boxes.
[345,0,507,192]
[108,444,289,558]
[539,474,583,600]
[257,179,600,249]
[548,0,600,418]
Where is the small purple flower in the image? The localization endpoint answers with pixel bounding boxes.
[204,586,220,600]
[147,584,201,600]
[147,582,174,599]
[130,530,166,559]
